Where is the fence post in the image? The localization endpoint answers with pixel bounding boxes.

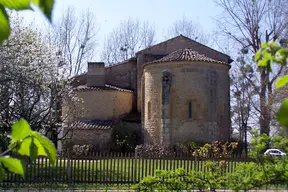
[134,149,138,183]
[67,148,72,186]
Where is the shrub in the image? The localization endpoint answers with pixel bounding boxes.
[135,134,288,191]
[111,121,138,152]
[178,140,238,158]
[72,144,93,156]
[135,144,176,158]
[132,161,229,192]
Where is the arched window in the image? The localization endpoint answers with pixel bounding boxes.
[188,101,192,119]
[148,101,151,120]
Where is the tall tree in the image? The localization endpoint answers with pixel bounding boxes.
[230,53,259,155]
[167,16,209,45]
[48,6,98,76]
[215,0,288,135]
[101,18,155,64]
[0,15,75,149]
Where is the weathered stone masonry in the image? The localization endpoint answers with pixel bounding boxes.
[142,48,231,145]
[63,35,233,151]
[161,69,172,145]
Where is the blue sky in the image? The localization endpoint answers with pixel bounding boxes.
[20,0,224,60]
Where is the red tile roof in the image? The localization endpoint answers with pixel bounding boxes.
[71,120,113,130]
[74,84,133,93]
[145,48,227,65]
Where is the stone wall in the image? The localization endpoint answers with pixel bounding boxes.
[70,73,87,87]
[105,59,137,90]
[105,59,137,111]
[69,129,112,151]
[143,61,230,145]
[87,62,105,87]
[143,70,162,144]
[136,35,231,112]
[74,90,133,120]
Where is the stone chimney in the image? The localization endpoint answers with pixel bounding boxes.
[87,62,105,87]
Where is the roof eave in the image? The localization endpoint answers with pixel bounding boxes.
[142,60,230,70]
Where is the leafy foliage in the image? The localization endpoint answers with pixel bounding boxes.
[134,134,288,191]
[111,122,139,152]
[276,99,288,127]
[0,5,10,44]
[0,0,54,44]
[0,118,57,181]
[132,162,230,191]
[179,140,238,158]
[0,0,57,183]
[255,42,288,129]
[72,144,92,156]
[229,133,288,191]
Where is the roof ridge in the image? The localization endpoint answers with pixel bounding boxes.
[144,48,228,65]
[136,35,231,60]
[136,35,182,55]
[74,84,133,93]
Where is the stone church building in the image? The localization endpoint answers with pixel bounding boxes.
[61,35,233,151]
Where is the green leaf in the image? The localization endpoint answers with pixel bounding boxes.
[263,50,271,58]
[276,74,288,89]
[278,49,288,58]
[258,58,270,67]
[0,0,31,10]
[17,137,32,156]
[0,5,10,44]
[32,0,54,21]
[0,165,5,181]
[30,138,38,161]
[32,136,47,156]
[276,99,288,127]
[255,51,261,61]
[11,118,31,142]
[268,41,281,53]
[32,132,57,165]
[0,157,24,176]
[261,42,268,49]
[275,49,288,66]
[266,60,272,72]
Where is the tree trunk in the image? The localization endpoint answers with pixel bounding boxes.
[259,68,270,135]
[244,124,248,158]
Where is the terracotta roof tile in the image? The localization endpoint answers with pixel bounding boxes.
[74,84,133,93]
[71,120,114,130]
[145,48,228,65]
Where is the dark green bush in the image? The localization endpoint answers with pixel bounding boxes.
[111,121,137,152]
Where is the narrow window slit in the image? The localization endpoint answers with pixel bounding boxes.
[188,101,192,119]
[148,101,151,119]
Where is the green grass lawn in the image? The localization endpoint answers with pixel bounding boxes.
[3,157,247,186]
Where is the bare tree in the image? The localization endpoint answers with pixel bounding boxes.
[230,53,260,156]
[101,18,155,64]
[48,6,99,76]
[167,16,209,45]
[215,0,288,135]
